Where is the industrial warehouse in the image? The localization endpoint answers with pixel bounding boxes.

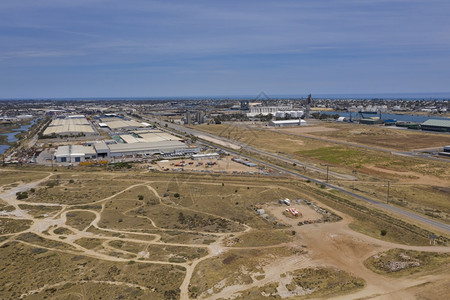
[54,145,97,163]
[98,118,148,131]
[421,119,450,132]
[269,119,308,127]
[53,129,199,163]
[43,115,96,136]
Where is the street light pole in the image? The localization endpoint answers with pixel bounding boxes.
[326,165,329,183]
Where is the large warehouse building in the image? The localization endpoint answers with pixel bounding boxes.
[108,140,198,157]
[54,145,97,163]
[119,129,182,144]
[421,119,450,132]
[99,118,147,131]
[54,130,199,163]
[247,105,293,117]
[44,116,96,136]
[269,119,307,127]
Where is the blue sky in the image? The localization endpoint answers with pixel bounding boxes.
[0,0,449,98]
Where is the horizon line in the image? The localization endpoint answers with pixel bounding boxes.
[1,92,450,101]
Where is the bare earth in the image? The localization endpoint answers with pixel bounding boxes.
[364,164,450,187]
[155,156,258,173]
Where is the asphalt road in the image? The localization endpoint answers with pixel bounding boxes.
[149,117,450,235]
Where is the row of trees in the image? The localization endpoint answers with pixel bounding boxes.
[311,112,340,120]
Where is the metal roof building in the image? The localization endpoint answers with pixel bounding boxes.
[421,119,450,132]
[102,120,146,130]
[43,117,96,136]
[119,130,182,144]
[191,152,220,160]
[108,140,198,157]
[268,119,308,127]
[92,141,110,158]
[54,145,96,163]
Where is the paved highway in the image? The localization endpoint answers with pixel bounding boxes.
[148,117,450,235]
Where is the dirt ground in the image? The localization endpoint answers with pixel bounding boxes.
[262,204,450,300]
[291,123,450,151]
[155,156,261,174]
[264,202,322,221]
[279,126,338,134]
[197,134,241,150]
[364,164,450,187]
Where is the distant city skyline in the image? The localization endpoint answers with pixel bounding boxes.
[1,0,449,98]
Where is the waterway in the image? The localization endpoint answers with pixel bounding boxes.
[319,111,449,123]
[0,119,37,155]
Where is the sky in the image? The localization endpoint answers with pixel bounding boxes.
[0,0,449,99]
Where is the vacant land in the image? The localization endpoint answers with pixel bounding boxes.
[29,178,132,205]
[297,123,450,151]
[0,170,49,186]
[155,156,258,174]
[0,167,448,299]
[193,123,450,224]
[0,241,184,299]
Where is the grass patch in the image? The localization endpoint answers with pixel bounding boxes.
[109,240,208,262]
[53,227,74,235]
[15,232,76,250]
[65,211,96,231]
[29,178,131,205]
[0,170,49,186]
[17,204,61,218]
[74,238,104,250]
[0,218,33,234]
[227,229,293,247]
[298,146,381,167]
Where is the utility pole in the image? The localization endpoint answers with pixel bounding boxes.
[386,181,390,204]
[320,163,329,183]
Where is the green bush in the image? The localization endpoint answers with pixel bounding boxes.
[16,191,28,200]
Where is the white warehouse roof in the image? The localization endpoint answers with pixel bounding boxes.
[108,140,187,153]
[269,120,307,126]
